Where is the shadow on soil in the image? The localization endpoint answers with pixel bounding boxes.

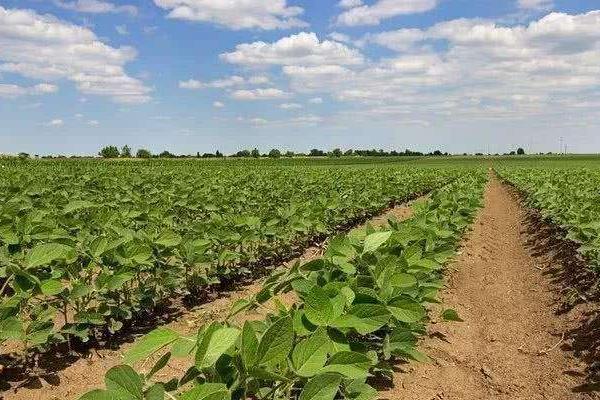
[510,187,600,393]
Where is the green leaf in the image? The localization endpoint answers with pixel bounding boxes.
[195,326,240,369]
[78,390,114,400]
[388,299,426,323]
[40,279,64,296]
[145,384,165,400]
[362,231,392,254]
[332,304,391,335]
[389,273,417,288]
[64,200,95,214]
[292,327,330,377]
[319,351,372,379]
[240,322,259,369]
[155,231,182,247]
[25,243,74,268]
[0,317,22,341]
[147,352,171,380]
[346,381,378,400]
[298,373,341,400]
[179,383,230,400]
[124,328,179,365]
[304,286,334,326]
[441,308,464,322]
[105,365,144,400]
[256,316,293,365]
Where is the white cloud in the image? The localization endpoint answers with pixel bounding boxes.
[338,0,363,9]
[518,0,553,10]
[213,101,225,108]
[53,0,137,16]
[328,32,352,44]
[221,32,364,66]
[153,0,308,30]
[0,6,151,104]
[88,119,99,126]
[336,0,438,27]
[179,75,271,90]
[0,82,58,98]
[308,97,324,104]
[281,11,600,124]
[75,113,84,118]
[115,25,129,35]
[231,88,292,100]
[279,102,303,109]
[46,119,64,127]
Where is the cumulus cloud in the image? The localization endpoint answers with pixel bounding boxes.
[179,75,269,90]
[53,0,137,16]
[338,0,363,9]
[0,6,151,104]
[88,119,99,126]
[153,0,307,30]
[308,97,324,104]
[231,88,292,100]
[213,101,225,108]
[281,11,600,124]
[0,82,58,98]
[221,32,364,66]
[336,0,438,27]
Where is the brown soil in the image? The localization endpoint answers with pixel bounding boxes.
[381,174,600,400]
[0,197,421,400]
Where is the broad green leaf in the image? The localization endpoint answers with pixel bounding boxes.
[388,299,426,323]
[240,322,259,369]
[155,231,182,247]
[298,373,341,400]
[105,365,144,400]
[0,317,22,340]
[256,316,293,365]
[441,309,464,322]
[145,384,165,400]
[40,279,64,296]
[304,286,334,326]
[124,328,179,365]
[362,231,392,254]
[332,304,391,335]
[319,351,372,379]
[195,327,239,369]
[64,200,95,214]
[180,383,230,400]
[292,327,330,377]
[78,390,114,400]
[26,243,74,268]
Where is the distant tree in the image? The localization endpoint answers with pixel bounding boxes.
[121,145,132,158]
[344,149,354,156]
[234,149,251,157]
[517,147,526,155]
[18,152,30,159]
[159,150,175,158]
[136,149,152,158]
[509,151,516,155]
[251,148,260,158]
[330,148,342,157]
[284,151,295,157]
[99,145,120,158]
[215,150,224,158]
[432,150,443,156]
[268,149,282,158]
[309,149,325,157]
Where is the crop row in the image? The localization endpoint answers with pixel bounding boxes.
[79,171,487,400]
[496,166,600,270]
[0,160,466,360]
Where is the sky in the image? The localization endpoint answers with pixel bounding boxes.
[1,0,600,156]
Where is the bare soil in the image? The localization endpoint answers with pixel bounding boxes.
[0,197,421,400]
[381,174,600,400]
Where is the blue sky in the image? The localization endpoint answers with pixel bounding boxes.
[1,0,600,155]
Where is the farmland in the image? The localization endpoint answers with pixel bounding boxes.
[1,156,600,400]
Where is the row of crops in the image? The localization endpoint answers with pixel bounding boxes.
[79,170,488,400]
[496,165,600,270]
[0,159,468,361]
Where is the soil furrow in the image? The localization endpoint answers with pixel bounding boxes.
[381,174,599,400]
[1,196,424,400]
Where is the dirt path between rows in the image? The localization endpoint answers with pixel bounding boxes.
[381,173,600,400]
[1,197,423,400]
